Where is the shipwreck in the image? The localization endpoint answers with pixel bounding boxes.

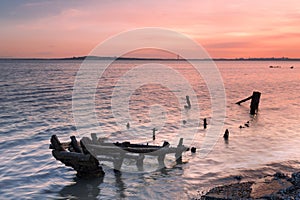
[50,133,189,177]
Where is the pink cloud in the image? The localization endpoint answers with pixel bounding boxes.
[1,0,300,58]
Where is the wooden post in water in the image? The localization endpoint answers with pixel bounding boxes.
[186,95,191,109]
[203,118,207,129]
[236,91,261,115]
[152,128,157,141]
[223,129,229,140]
[250,91,261,115]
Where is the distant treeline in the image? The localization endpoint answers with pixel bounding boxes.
[1,56,300,61]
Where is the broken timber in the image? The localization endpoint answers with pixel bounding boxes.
[50,135,104,178]
[236,91,261,115]
[50,134,188,177]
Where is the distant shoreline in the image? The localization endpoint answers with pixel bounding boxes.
[1,56,300,61]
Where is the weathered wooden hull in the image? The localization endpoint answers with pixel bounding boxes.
[50,134,188,177]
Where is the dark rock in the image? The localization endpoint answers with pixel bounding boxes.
[201,182,253,200]
[234,175,242,181]
[200,171,300,199]
[274,172,287,179]
[291,172,300,186]
[250,176,292,199]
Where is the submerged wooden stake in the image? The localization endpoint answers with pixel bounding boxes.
[223,129,229,140]
[152,128,157,140]
[250,92,261,115]
[186,95,191,109]
[236,91,261,115]
[203,118,207,129]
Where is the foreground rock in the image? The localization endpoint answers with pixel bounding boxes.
[202,182,253,199]
[201,172,300,199]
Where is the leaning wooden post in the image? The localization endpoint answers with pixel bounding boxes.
[186,96,191,109]
[175,138,184,164]
[250,91,261,115]
[236,96,252,105]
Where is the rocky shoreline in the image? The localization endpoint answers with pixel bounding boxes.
[200,172,300,199]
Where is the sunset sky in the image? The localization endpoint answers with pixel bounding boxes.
[1,0,300,58]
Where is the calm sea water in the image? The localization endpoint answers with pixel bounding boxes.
[0,59,299,199]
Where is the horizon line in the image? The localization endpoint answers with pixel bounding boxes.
[1,56,300,61]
